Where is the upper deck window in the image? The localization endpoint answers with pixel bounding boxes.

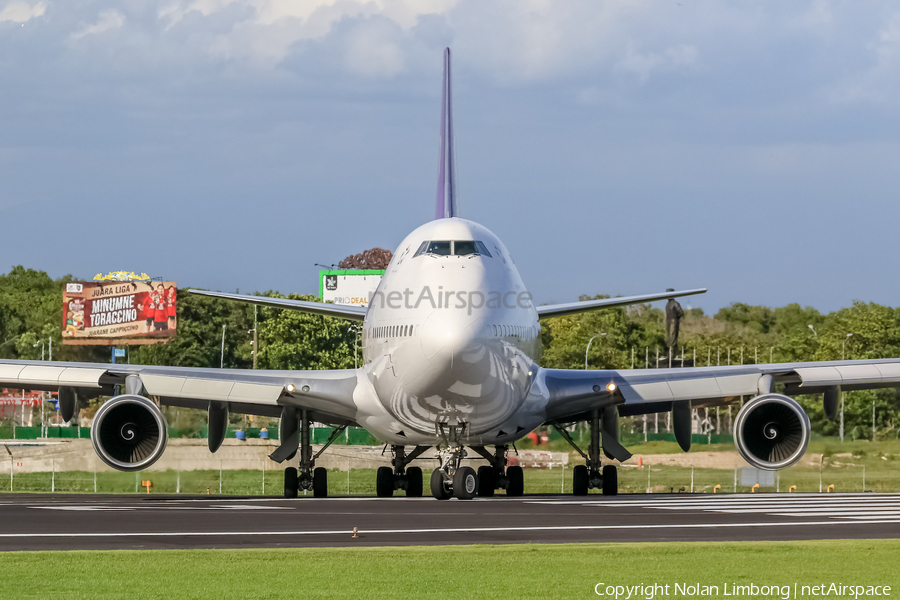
[413,240,493,258]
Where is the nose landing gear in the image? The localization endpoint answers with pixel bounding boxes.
[430,422,480,500]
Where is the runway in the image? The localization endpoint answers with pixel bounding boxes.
[1,493,899,551]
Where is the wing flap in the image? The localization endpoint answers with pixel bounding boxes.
[229,382,284,404]
[181,378,235,402]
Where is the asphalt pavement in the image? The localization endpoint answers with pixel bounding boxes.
[1,492,898,551]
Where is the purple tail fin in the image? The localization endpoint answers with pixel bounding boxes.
[435,47,457,219]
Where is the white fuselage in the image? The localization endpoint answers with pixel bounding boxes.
[355,218,545,446]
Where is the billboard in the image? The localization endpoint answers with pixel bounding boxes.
[62,281,177,340]
[319,270,384,307]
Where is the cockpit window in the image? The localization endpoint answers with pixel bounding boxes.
[454,241,477,256]
[426,241,452,256]
[414,240,493,258]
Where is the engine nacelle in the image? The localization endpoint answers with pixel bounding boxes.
[733,394,810,471]
[91,395,168,471]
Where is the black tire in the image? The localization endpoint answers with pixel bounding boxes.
[573,465,588,496]
[406,466,423,497]
[430,468,451,500]
[284,467,298,498]
[602,464,618,496]
[506,465,524,497]
[477,466,495,497]
[376,466,394,498]
[313,467,328,498]
[453,466,478,500]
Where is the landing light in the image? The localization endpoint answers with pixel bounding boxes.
[286,384,296,393]
[606,382,617,392]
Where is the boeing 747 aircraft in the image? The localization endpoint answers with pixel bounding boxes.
[3,49,899,500]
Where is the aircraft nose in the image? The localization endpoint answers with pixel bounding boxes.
[420,310,486,374]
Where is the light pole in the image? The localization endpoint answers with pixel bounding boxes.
[48,336,52,361]
[220,325,226,369]
[33,340,44,361]
[840,333,852,443]
[251,305,258,369]
[585,333,606,370]
[808,324,817,337]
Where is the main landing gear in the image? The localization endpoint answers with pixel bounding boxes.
[470,445,523,498]
[376,445,430,497]
[554,408,619,496]
[275,408,347,498]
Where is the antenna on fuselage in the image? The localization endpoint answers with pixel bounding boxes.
[435,47,457,220]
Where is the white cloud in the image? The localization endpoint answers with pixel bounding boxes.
[0,1,45,23]
[71,9,125,40]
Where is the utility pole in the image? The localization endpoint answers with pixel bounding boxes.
[873,401,876,441]
[252,305,258,370]
[841,333,852,443]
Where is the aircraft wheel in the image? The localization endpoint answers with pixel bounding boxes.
[406,466,423,497]
[284,467,298,498]
[453,466,478,500]
[602,465,618,496]
[430,468,451,500]
[573,465,588,496]
[506,465,524,497]
[376,466,394,498]
[477,466,495,497]
[313,467,328,498]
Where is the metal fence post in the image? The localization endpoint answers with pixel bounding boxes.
[177,470,181,494]
[219,461,223,495]
[51,459,55,493]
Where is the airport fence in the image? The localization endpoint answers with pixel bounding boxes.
[2,455,897,496]
[0,425,380,445]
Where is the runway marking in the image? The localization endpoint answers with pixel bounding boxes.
[1,518,899,539]
[527,495,900,521]
[26,505,283,512]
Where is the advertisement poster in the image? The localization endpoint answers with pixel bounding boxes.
[62,281,177,339]
[319,270,384,307]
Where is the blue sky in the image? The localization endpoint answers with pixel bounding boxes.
[2,0,900,313]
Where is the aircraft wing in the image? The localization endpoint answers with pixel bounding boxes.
[189,290,367,322]
[0,359,362,426]
[536,288,707,319]
[536,358,900,424]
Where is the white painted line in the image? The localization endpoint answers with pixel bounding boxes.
[0,519,899,539]
[713,507,900,514]
[768,512,900,517]
[532,496,900,506]
[26,505,284,511]
[655,504,900,511]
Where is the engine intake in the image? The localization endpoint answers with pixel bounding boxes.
[91,395,168,471]
[734,393,810,471]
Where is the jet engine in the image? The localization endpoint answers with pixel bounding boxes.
[91,395,168,471]
[733,393,810,471]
